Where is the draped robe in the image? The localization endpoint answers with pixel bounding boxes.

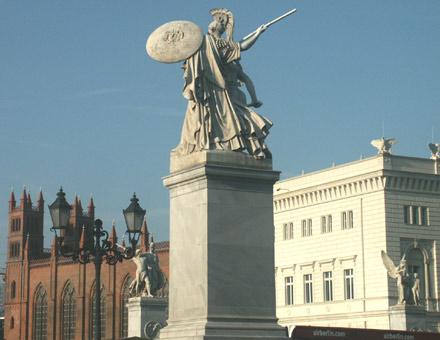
[174,34,272,158]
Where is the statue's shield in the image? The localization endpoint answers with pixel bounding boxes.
[146,20,203,63]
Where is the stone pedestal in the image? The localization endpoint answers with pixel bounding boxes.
[389,304,427,331]
[127,296,168,338]
[160,150,288,340]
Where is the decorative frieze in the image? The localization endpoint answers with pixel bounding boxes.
[275,174,440,213]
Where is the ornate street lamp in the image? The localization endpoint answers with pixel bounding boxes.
[49,188,145,340]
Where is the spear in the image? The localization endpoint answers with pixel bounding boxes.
[243,8,297,40]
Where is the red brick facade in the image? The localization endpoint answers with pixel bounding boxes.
[4,189,169,340]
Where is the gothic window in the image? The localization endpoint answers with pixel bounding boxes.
[33,285,48,340]
[121,277,133,338]
[90,284,106,340]
[61,282,76,340]
[10,317,14,329]
[9,242,21,258]
[11,281,16,299]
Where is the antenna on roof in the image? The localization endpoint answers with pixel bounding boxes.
[432,126,435,143]
[382,120,385,138]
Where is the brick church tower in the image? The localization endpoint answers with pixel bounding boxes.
[5,188,45,339]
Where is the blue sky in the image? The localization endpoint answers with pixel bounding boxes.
[0,1,439,263]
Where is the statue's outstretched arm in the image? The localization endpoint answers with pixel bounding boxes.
[240,25,266,51]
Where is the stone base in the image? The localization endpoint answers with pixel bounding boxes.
[127,296,168,338]
[162,150,287,340]
[389,304,427,331]
[159,317,288,340]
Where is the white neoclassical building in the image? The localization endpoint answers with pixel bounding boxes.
[273,149,440,334]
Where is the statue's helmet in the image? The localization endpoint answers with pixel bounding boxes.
[210,8,234,41]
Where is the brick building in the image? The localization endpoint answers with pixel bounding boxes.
[3,189,169,340]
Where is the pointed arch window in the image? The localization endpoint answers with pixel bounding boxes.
[11,280,16,299]
[89,284,106,340]
[33,285,48,340]
[121,276,133,338]
[61,282,76,340]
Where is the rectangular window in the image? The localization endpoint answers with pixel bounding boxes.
[321,215,332,233]
[285,276,294,305]
[301,220,306,237]
[341,211,353,230]
[304,274,313,304]
[404,205,430,226]
[404,206,410,224]
[323,271,333,301]
[283,223,294,240]
[348,211,353,228]
[344,269,354,300]
[412,206,419,225]
[302,219,312,237]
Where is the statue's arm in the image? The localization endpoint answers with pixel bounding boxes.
[239,25,266,51]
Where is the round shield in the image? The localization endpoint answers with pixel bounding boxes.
[146,20,203,63]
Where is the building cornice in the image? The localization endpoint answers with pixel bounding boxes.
[274,170,440,213]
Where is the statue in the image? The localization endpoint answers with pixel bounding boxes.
[381,251,410,304]
[129,243,167,298]
[146,9,296,159]
[429,143,440,159]
[412,273,421,306]
[371,137,398,155]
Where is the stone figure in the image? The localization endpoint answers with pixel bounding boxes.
[381,251,411,304]
[371,137,398,155]
[174,8,273,159]
[429,143,440,159]
[129,245,166,298]
[129,249,153,297]
[412,273,421,306]
[146,9,296,160]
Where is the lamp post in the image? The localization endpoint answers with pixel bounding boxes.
[49,188,145,340]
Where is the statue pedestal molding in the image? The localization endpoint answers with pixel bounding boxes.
[127,296,168,338]
[389,304,427,331]
[161,150,288,340]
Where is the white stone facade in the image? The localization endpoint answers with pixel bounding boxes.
[274,154,440,334]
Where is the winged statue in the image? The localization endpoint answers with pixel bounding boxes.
[371,138,398,155]
[381,250,410,304]
[429,143,440,159]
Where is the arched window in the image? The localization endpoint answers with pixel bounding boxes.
[10,317,14,329]
[89,284,106,340]
[61,282,76,340]
[121,276,133,338]
[33,285,48,340]
[11,281,16,299]
[407,248,426,302]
